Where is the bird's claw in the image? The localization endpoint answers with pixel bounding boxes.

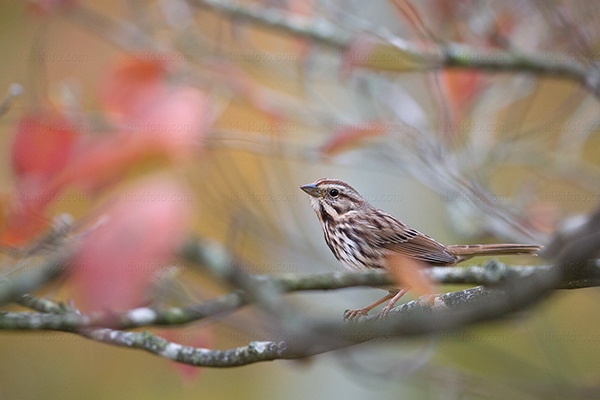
[343,308,369,321]
[375,305,393,320]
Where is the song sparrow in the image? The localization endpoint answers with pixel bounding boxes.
[301,178,541,320]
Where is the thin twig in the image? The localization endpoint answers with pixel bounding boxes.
[186,0,599,97]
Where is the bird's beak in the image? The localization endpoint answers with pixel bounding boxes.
[300,183,320,197]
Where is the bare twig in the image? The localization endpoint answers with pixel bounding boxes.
[0,276,558,367]
[83,329,289,367]
[0,83,22,117]
[4,252,600,332]
[0,251,71,306]
[186,0,600,97]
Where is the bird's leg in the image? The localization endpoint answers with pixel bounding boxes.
[344,291,396,320]
[375,287,410,319]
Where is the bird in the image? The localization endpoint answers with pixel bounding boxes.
[300,178,541,320]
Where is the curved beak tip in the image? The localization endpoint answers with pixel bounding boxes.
[300,183,320,197]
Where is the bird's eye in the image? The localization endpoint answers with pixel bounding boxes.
[329,188,340,198]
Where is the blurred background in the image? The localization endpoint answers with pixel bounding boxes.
[1,0,600,399]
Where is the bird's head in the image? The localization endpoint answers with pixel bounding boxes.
[300,178,367,220]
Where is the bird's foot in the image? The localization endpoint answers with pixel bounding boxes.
[374,288,410,319]
[343,308,369,321]
[375,304,394,320]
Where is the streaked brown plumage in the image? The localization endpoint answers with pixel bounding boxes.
[301,178,541,319]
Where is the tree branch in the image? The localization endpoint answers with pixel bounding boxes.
[11,294,291,367]
[0,251,71,307]
[3,258,599,332]
[5,278,557,367]
[186,0,600,97]
[83,329,289,367]
[3,203,599,367]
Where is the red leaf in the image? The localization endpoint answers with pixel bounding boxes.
[12,111,76,181]
[129,87,209,156]
[2,132,152,247]
[1,111,77,245]
[100,55,209,157]
[50,133,153,195]
[28,0,78,15]
[287,0,314,58]
[70,176,192,311]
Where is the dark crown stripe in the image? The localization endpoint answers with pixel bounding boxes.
[315,178,355,190]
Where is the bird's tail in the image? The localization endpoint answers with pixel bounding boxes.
[447,244,541,261]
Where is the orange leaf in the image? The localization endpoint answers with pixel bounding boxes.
[321,121,387,156]
[0,197,50,246]
[99,56,171,122]
[340,34,429,77]
[386,253,436,300]
[487,12,515,47]
[441,70,481,119]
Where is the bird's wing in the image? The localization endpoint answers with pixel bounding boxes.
[357,209,457,266]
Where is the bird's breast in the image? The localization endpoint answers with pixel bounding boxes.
[322,220,386,271]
